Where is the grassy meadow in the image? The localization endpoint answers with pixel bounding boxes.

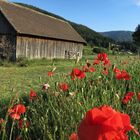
[0,54,140,140]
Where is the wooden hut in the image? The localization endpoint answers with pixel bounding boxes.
[0,1,86,60]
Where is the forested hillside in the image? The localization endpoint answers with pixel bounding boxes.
[15,3,114,47]
[101,31,133,42]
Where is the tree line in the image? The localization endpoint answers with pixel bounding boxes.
[117,25,140,53]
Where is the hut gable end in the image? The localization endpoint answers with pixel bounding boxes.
[0,11,16,34]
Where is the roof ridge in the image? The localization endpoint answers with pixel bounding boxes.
[10,2,69,24]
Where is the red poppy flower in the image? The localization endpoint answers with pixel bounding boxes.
[69,133,78,140]
[138,93,140,101]
[59,83,69,92]
[70,68,85,80]
[72,68,81,75]
[48,71,54,77]
[18,119,30,129]
[78,71,85,79]
[82,66,96,73]
[93,59,100,65]
[29,90,37,101]
[122,92,134,104]
[97,53,108,61]
[9,104,26,120]
[115,70,131,80]
[78,105,139,140]
[103,59,111,66]
[94,53,111,67]
[121,70,131,80]
[89,67,96,72]
[10,114,20,120]
[113,67,121,74]
[116,72,123,80]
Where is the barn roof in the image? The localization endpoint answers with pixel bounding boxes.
[0,1,86,44]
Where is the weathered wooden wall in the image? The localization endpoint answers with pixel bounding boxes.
[0,12,16,60]
[0,35,16,60]
[16,36,83,59]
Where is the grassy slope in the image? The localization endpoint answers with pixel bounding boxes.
[0,55,140,139]
[0,59,82,103]
[0,55,139,102]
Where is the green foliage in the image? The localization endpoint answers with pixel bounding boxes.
[69,22,114,47]
[82,46,93,56]
[133,24,140,46]
[93,47,107,53]
[0,60,13,67]
[0,60,3,66]
[118,42,138,53]
[16,57,29,67]
[101,31,133,42]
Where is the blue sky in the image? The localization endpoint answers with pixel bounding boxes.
[10,0,140,32]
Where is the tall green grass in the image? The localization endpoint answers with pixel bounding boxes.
[0,55,139,139]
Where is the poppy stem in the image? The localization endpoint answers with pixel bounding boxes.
[9,120,15,140]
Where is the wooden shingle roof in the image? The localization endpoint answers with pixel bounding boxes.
[0,1,86,43]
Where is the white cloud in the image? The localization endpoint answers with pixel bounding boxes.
[135,0,140,6]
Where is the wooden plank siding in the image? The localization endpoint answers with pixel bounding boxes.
[16,36,83,59]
